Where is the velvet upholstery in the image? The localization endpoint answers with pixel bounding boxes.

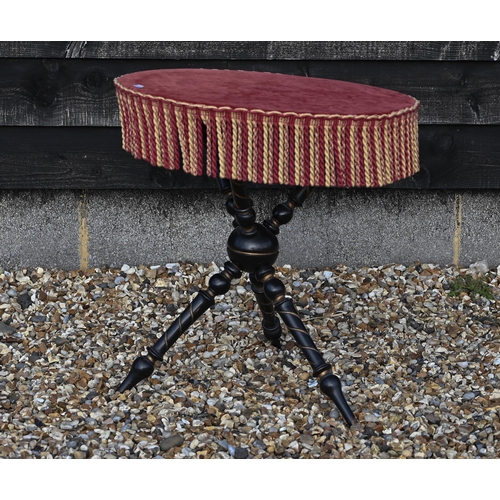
[117,69,417,117]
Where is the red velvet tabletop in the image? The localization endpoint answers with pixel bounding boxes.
[115,69,420,188]
[116,69,416,117]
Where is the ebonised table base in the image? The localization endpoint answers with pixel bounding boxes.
[117,178,356,427]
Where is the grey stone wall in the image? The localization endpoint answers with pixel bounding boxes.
[0,189,497,270]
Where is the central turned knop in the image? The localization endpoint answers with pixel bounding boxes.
[226,180,279,273]
[227,223,279,274]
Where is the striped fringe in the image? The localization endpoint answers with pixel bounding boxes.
[116,86,420,188]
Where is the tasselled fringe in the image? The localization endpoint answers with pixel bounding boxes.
[115,82,420,188]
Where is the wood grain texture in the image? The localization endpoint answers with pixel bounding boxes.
[1,126,499,190]
[1,42,499,191]
[0,127,216,189]
[0,58,227,126]
[1,59,499,126]
[394,125,500,189]
[1,41,500,61]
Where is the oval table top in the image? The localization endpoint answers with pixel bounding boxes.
[115,68,418,118]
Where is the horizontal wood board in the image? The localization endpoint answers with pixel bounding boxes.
[1,41,499,190]
[1,126,499,190]
[1,41,500,61]
[1,59,499,126]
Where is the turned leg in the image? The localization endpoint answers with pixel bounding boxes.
[117,261,241,392]
[256,264,356,427]
[263,185,311,236]
[249,272,282,348]
[240,185,311,350]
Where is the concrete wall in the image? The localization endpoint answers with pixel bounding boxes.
[0,189,497,270]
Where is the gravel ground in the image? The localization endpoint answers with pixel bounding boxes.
[1,260,499,459]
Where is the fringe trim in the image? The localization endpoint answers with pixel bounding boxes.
[115,80,420,188]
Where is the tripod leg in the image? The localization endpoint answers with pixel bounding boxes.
[249,273,282,348]
[263,186,311,235]
[256,264,356,427]
[117,262,241,392]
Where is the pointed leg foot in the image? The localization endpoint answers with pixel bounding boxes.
[319,372,356,427]
[262,319,282,348]
[117,355,155,393]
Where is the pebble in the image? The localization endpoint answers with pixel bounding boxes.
[0,261,498,460]
[17,293,32,310]
[233,447,249,459]
[31,315,47,323]
[159,435,185,452]
[470,260,488,275]
[0,321,16,334]
[60,421,78,430]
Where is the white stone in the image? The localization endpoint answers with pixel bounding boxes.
[470,260,488,275]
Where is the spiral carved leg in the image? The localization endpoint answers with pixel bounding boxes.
[249,273,282,348]
[117,261,241,393]
[256,264,356,427]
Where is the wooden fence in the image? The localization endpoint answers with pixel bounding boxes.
[1,41,499,189]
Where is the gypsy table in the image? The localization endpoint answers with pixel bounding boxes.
[114,69,420,427]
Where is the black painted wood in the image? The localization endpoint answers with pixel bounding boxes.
[256,264,356,425]
[0,58,227,127]
[1,126,499,190]
[0,127,218,189]
[1,41,499,61]
[394,125,500,189]
[249,272,282,347]
[1,58,500,126]
[118,261,242,393]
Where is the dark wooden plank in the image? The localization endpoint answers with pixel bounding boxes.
[0,126,217,189]
[1,59,500,126]
[1,41,500,61]
[1,126,500,190]
[393,125,500,189]
[0,58,227,127]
